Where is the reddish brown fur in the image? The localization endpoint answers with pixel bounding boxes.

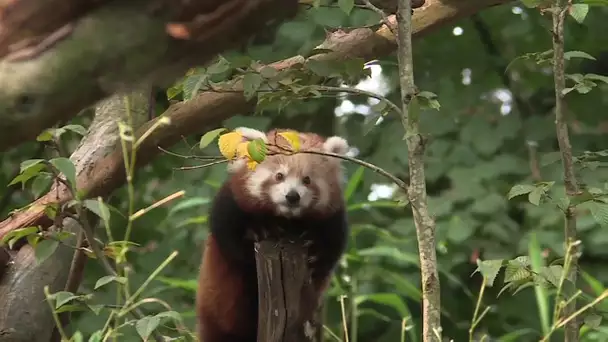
[197,235,255,341]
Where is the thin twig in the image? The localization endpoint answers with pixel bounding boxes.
[552,1,580,340]
[315,85,403,117]
[396,0,441,340]
[361,0,397,37]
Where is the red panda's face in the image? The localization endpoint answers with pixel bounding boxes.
[245,154,332,217]
[229,127,350,217]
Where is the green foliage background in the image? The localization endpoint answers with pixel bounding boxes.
[2,2,608,341]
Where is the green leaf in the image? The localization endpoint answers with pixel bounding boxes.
[1,226,39,248]
[83,198,111,224]
[305,60,334,77]
[31,173,53,198]
[49,157,77,190]
[136,316,160,341]
[94,275,127,290]
[35,239,59,265]
[199,128,226,149]
[36,130,54,142]
[564,50,596,61]
[586,73,608,84]
[528,188,543,206]
[156,276,198,291]
[569,4,589,23]
[589,201,608,226]
[354,293,411,318]
[344,166,364,202]
[72,331,84,342]
[505,258,532,283]
[338,0,355,14]
[206,58,231,74]
[168,197,211,217]
[63,124,87,136]
[247,138,268,163]
[243,73,264,100]
[89,330,103,342]
[155,311,182,321]
[508,184,536,199]
[259,66,278,79]
[53,291,78,308]
[584,313,602,329]
[447,215,474,243]
[474,259,504,287]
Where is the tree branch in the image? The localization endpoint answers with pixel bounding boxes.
[0,0,299,152]
[0,0,513,247]
[396,0,441,340]
[551,1,581,341]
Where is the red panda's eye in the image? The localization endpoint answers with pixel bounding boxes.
[275,173,284,181]
[302,176,311,185]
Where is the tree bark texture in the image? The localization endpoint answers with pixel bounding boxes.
[0,0,299,152]
[0,0,513,244]
[255,239,319,342]
[0,90,151,342]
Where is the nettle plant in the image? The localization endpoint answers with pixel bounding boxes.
[470,1,608,340]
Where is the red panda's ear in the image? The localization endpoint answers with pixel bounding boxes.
[323,136,349,155]
[235,127,268,143]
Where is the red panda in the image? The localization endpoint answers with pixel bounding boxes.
[196,127,350,342]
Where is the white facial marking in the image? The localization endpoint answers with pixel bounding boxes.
[246,166,273,199]
[323,136,349,155]
[235,127,268,142]
[315,178,330,211]
[227,159,246,173]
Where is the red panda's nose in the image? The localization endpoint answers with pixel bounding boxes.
[285,190,301,205]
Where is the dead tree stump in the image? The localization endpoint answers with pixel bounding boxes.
[254,239,321,342]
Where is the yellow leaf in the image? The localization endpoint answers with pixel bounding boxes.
[236,141,251,159]
[247,160,258,170]
[278,131,301,152]
[218,131,243,159]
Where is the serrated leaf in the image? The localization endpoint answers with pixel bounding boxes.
[49,157,77,190]
[136,316,160,341]
[243,73,264,100]
[508,184,537,199]
[564,50,596,61]
[206,58,231,74]
[95,275,127,290]
[35,239,59,265]
[505,258,532,283]
[247,139,267,163]
[218,131,243,159]
[83,199,111,223]
[199,128,226,149]
[338,0,355,14]
[9,162,46,187]
[474,259,504,287]
[589,201,608,226]
[53,291,78,308]
[539,265,563,288]
[277,131,301,152]
[569,4,589,23]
